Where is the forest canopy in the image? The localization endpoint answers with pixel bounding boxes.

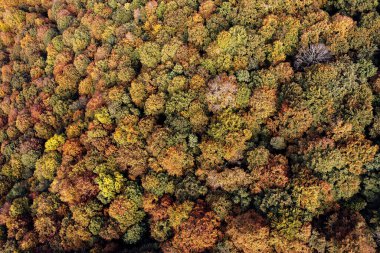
[1,0,380,252]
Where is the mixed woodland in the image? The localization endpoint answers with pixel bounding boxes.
[1,0,380,252]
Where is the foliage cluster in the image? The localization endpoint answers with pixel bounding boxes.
[0,0,380,252]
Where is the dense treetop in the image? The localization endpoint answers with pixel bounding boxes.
[1,0,380,252]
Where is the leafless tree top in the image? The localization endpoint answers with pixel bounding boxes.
[294,43,332,70]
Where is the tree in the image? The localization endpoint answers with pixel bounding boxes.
[145,93,165,116]
[158,145,194,176]
[250,154,289,194]
[326,0,378,15]
[294,44,331,70]
[163,202,221,253]
[206,168,251,192]
[206,74,238,113]
[138,42,161,68]
[109,195,145,231]
[226,211,272,253]
[142,171,175,197]
[34,151,61,181]
[45,134,65,151]
[95,171,125,204]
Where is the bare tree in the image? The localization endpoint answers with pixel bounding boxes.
[294,43,332,70]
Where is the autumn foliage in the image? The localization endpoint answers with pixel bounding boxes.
[0,0,380,252]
